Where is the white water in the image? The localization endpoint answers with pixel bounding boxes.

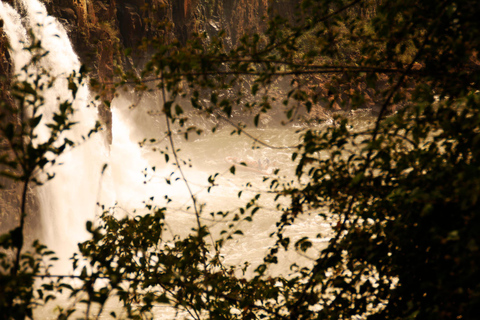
[1,0,108,270]
[1,1,334,317]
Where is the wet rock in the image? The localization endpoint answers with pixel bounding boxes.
[59,7,77,22]
[117,3,143,48]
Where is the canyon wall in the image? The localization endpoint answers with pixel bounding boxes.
[0,0,303,136]
[1,0,302,98]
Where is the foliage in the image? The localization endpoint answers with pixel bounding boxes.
[1,0,480,319]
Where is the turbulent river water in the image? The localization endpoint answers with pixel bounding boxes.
[1,1,374,318]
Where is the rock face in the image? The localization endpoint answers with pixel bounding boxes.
[0,19,11,104]
[42,0,300,72]
[218,0,269,46]
[0,19,40,237]
[0,21,14,233]
[2,0,301,95]
[199,0,301,47]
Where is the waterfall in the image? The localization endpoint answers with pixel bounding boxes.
[0,0,180,272]
[0,0,108,270]
[0,2,29,75]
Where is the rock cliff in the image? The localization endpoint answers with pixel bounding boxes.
[1,0,301,101]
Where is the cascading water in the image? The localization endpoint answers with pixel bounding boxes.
[0,1,29,75]
[0,0,202,272]
[0,0,108,270]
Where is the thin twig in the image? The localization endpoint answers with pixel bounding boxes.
[159,73,202,231]
[112,67,406,85]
